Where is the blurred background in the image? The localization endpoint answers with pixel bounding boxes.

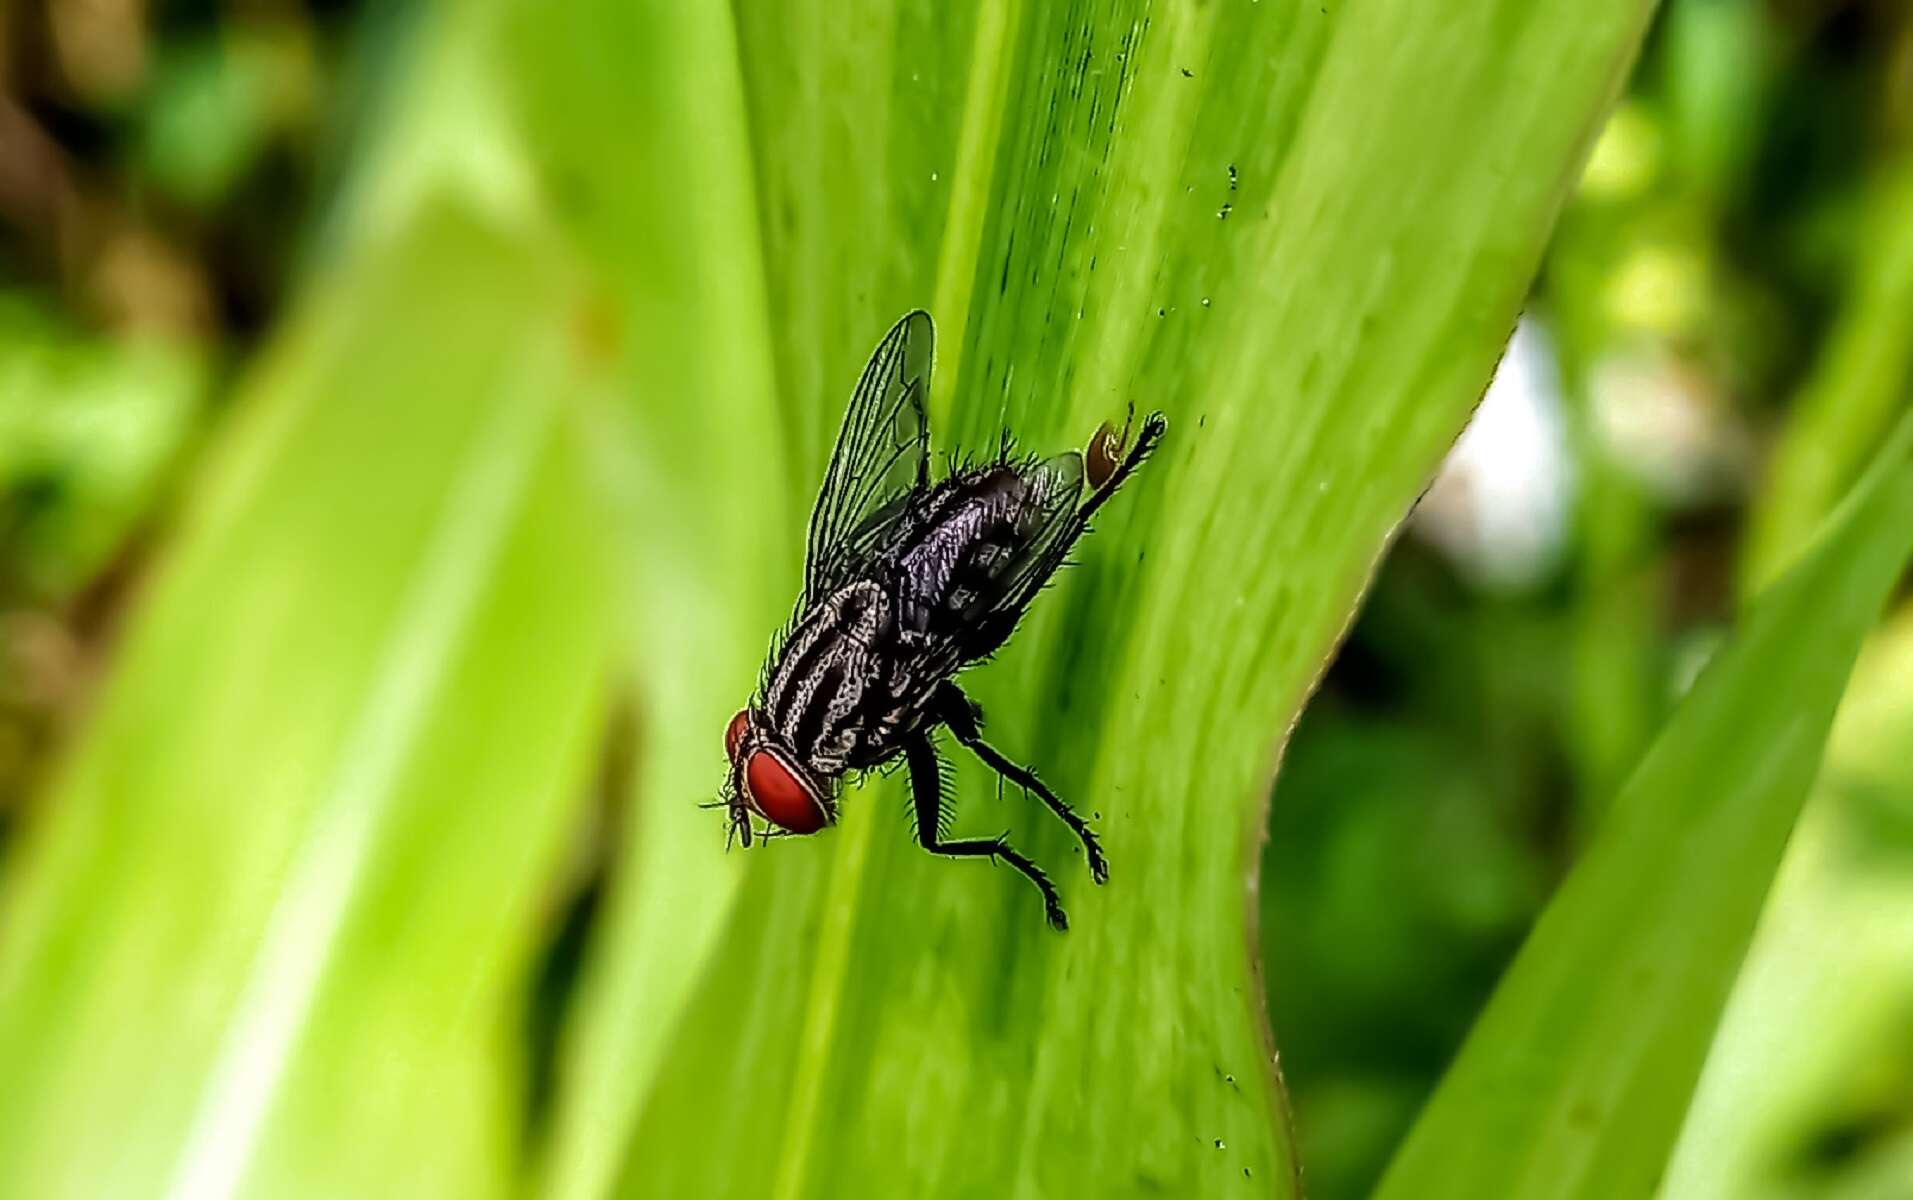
[2,2,1910,1199]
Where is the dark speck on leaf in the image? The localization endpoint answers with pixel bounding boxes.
[1180,67,1193,78]
[1218,202,1233,220]
[1157,307,1166,317]
[1227,164,1238,191]
[1213,1139,1225,1150]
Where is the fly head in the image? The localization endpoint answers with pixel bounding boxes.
[723,706,835,841]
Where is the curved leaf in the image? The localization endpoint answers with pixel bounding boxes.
[510,1,1655,1196]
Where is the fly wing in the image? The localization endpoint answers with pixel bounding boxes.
[803,310,933,609]
[907,452,1086,684]
[962,451,1086,625]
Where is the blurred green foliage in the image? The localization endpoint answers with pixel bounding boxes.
[2,1,1910,1199]
[0,299,203,599]
[1262,3,1913,1196]
[1377,409,1913,1199]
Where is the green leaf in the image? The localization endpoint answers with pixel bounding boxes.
[1662,609,1913,1199]
[1741,157,1913,596]
[0,206,619,1199]
[508,2,1654,1196]
[0,298,206,598]
[502,9,797,1197]
[1373,409,1913,1200]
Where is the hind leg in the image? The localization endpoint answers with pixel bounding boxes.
[903,730,1068,930]
[934,683,1107,884]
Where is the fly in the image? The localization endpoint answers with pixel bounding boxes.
[719,310,1166,929]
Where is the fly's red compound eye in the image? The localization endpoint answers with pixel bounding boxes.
[744,750,828,834]
[725,709,751,761]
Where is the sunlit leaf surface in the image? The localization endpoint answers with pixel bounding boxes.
[0,208,619,1200]
[511,2,1656,1196]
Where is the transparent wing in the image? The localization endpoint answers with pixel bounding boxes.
[804,310,933,609]
[969,413,1163,625]
[959,452,1086,626]
[907,453,1087,685]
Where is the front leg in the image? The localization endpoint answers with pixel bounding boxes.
[903,730,1068,931]
[933,682,1109,884]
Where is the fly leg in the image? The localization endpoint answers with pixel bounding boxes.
[933,682,1108,884]
[904,731,1068,930]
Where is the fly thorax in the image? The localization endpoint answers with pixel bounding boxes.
[765,580,888,774]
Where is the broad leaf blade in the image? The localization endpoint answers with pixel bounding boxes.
[502,8,797,1198]
[510,2,1656,1197]
[1373,409,1913,1199]
[0,207,618,1200]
